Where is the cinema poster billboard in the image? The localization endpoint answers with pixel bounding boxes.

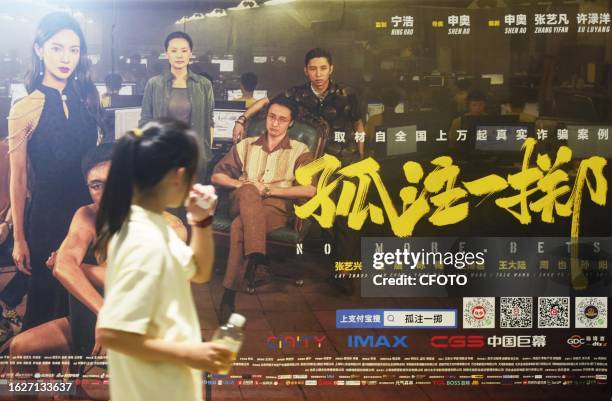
[0,1,610,400]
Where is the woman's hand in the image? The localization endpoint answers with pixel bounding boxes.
[12,238,31,275]
[186,342,233,373]
[186,184,217,223]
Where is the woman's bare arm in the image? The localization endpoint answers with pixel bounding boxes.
[8,92,44,274]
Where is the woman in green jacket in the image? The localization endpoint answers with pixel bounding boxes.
[140,31,214,180]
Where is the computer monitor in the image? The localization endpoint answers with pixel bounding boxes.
[211,57,234,72]
[524,102,539,117]
[227,89,242,101]
[566,125,612,159]
[474,125,533,152]
[253,90,267,100]
[367,103,384,120]
[213,101,246,142]
[112,107,142,139]
[482,74,504,85]
[228,89,266,101]
[119,84,134,96]
[423,75,444,87]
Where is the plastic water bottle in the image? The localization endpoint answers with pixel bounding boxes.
[211,313,245,374]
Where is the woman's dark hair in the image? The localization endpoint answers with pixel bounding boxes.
[164,31,193,51]
[268,95,298,121]
[304,48,332,66]
[94,118,201,259]
[27,12,105,135]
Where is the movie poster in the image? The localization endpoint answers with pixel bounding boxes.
[0,0,610,400]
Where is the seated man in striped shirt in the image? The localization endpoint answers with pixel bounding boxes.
[211,96,316,323]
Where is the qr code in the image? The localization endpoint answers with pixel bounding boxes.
[538,297,570,328]
[463,297,495,329]
[575,297,607,328]
[500,297,532,328]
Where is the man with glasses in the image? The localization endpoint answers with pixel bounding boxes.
[212,96,316,322]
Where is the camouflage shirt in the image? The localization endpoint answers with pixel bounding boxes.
[282,81,364,162]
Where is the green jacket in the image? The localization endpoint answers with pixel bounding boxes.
[139,69,214,160]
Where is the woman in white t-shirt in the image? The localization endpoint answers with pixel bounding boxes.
[95,118,231,401]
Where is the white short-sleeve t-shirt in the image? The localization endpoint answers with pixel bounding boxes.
[97,205,202,401]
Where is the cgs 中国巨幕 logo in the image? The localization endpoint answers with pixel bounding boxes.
[430,335,546,348]
[348,335,408,348]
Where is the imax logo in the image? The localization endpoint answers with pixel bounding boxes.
[347,335,408,348]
